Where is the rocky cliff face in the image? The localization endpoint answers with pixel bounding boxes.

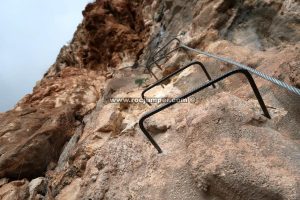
[0,0,299,199]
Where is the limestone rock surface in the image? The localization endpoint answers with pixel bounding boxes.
[0,0,299,200]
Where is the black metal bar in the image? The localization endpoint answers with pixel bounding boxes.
[147,46,182,70]
[146,67,159,81]
[145,37,183,79]
[145,44,187,87]
[145,61,165,88]
[146,38,181,69]
[146,34,183,62]
[154,62,163,70]
[139,69,271,153]
[150,38,181,61]
[145,46,182,83]
[145,45,183,89]
[142,61,216,105]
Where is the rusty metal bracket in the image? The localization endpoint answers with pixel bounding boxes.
[139,69,271,153]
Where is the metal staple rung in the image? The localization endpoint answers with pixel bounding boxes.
[139,37,300,153]
[142,60,216,106]
[139,69,271,153]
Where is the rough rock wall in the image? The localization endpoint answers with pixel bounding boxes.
[148,0,300,48]
[46,0,149,77]
[0,0,300,200]
[0,0,148,182]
